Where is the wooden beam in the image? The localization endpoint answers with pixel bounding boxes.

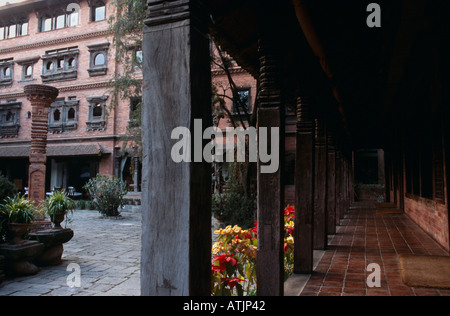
[294,96,315,274]
[141,0,212,296]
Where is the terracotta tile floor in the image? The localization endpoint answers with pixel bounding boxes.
[300,203,450,296]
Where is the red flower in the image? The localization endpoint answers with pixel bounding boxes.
[222,277,244,290]
[285,225,294,237]
[284,205,295,222]
[212,254,237,273]
[251,222,257,236]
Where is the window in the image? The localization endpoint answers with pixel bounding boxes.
[129,97,141,127]
[68,108,76,121]
[68,10,79,27]
[0,19,28,40]
[0,100,21,138]
[56,10,66,29]
[93,104,103,118]
[88,43,109,77]
[48,97,79,134]
[232,88,251,115]
[41,47,79,83]
[25,65,32,77]
[94,53,105,66]
[87,96,108,131]
[92,1,106,22]
[53,109,61,122]
[0,59,14,86]
[132,49,143,71]
[41,14,53,32]
[16,56,39,83]
[39,8,78,32]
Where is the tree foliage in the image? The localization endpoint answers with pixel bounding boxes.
[108,0,146,159]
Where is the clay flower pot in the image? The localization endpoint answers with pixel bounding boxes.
[7,223,30,244]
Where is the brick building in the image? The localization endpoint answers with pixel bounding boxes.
[0,0,142,195]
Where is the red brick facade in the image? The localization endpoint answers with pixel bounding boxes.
[0,0,136,194]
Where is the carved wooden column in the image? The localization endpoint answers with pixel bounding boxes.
[313,118,327,250]
[256,38,285,297]
[24,85,59,205]
[141,0,211,296]
[294,96,315,274]
[326,132,336,235]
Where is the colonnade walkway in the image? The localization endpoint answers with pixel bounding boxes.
[299,202,450,296]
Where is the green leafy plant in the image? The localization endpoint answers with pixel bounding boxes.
[83,175,128,217]
[0,195,36,243]
[75,200,86,210]
[212,163,256,229]
[44,191,75,228]
[0,174,18,202]
[1,195,36,224]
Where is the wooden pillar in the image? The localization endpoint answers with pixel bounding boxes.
[313,119,327,250]
[256,36,285,297]
[326,132,336,235]
[24,84,59,205]
[343,154,349,214]
[294,96,315,274]
[141,0,211,296]
[335,150,343,224]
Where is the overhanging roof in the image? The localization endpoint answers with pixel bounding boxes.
[0,143,111,158]
[209,0,448,149]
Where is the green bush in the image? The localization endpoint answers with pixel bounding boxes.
[212,163,256,229]
[0,174,18,203]
[75,200,86,210]
[83,175,128,217]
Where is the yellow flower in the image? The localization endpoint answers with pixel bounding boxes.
[233,226,242,234]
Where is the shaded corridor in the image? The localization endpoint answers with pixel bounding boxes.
[300,203,450,296]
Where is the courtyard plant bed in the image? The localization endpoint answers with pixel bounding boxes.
[211,205,295,296]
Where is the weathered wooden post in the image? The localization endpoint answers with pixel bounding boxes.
[335,149,344,224]
[24,85,59,205]
[326,132,337,235]
[256,36,285,297]
[314,118,327,250]
[294,96,315,274]
[141,0,212,296]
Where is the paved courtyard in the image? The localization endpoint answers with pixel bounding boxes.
[0,209,141,296]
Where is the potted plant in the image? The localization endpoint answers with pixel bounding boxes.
[44,190,75,229]
[0,195,36,244]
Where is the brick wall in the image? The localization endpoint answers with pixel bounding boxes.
[0,0,132,179]
[404,196,450,252]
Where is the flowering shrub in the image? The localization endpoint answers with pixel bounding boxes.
[212,205,295,296]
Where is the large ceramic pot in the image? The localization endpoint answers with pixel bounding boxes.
[7,223,30,244]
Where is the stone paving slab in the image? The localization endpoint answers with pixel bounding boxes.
[0,209,141,296]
